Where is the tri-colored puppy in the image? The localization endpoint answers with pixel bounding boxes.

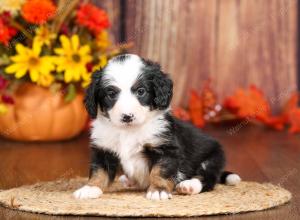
[74,54,241,200]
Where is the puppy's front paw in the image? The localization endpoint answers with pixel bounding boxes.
[73,185,103,199]
[176,178,202,195]
[146,189,172,201]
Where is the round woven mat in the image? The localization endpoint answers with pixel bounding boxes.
[0,178,291,217]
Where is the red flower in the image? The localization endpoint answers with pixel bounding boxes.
[0,76,8,90]
[0,16,17,46]
[2,94,14,105]
[76,3,110,35]
[21,0,56,24]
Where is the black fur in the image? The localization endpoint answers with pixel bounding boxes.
[84,70,103,119]
[85,58,173,118]
[89,112,227,192]
[86,54,236,194]
[113,54,130,62]
[89,146,119,182]
[141,59,173,110]
[143,113,225,191]
[84,69,120,119]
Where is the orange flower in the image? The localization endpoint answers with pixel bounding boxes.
[0,15,17,45]
[21,0,56,24]
[76,3,109,35]
[189,90,205,128]
[223,85,284,130]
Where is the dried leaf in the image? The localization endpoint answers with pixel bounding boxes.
[223,85,284,129]
[173,107,190,121]
[288,108,300,134]
[282,93,300,133]
[188,90,205,128]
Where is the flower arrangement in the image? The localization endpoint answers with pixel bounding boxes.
[0,0,122,114]
[173,82,300,134]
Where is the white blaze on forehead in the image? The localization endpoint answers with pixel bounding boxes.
[103,54,144,89]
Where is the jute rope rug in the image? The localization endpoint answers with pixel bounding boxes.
[0,177,291,217]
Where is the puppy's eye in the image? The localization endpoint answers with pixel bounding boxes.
[107,90,117,100]
[136,87,146,97]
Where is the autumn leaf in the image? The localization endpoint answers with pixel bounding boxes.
[282,93,300,133]
[173,107,191,121]
[223,85,284,130]
[288,108,300,133]
[188,90,205,128]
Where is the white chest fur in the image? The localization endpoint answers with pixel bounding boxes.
[91,114,169,188]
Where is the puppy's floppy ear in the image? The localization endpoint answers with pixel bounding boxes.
[84,69,103,119]
[142,59,173,110]
[152,72,173,110]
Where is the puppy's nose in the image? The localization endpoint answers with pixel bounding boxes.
[121,113,134,123]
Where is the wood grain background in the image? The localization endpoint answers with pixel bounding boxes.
[97,0,298,109]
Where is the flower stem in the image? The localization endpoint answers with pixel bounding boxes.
[9,19,33,40]
[51,0,80,33]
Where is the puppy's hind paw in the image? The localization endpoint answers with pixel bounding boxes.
[118,175,136,188]
[176,178,202,195]
[146,190,172,201]
[226,174,241,186]
[73,185,103,199]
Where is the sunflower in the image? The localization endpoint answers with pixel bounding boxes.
[81,55,107,88]
[54,35,92,83]
[5,41,55,82]
[0,0,25,15]
[34,26,56,46]
[36,73,54,87]
[92,55,107,71]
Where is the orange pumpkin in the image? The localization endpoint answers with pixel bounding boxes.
[0,83,88,141]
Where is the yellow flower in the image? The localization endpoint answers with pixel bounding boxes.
[96,31,110,50]
[92,55,107,71]
[0,103,8,115]
[54,35,92,83]
[81,72,91,88]
[5,41,55,82]
[82,55,107,88]
[0,0,25,15]
[37,73,54,87]
[34,26,56,46]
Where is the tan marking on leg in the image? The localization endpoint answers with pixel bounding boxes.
[87,169,109,190]
[148,166,175,192]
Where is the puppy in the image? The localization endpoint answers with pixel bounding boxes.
[74,54,241,200]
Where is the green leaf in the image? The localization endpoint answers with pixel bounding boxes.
[0,54,10,66]
[64,84,76,102]
[55,72,65,81]
[49,83,62,94]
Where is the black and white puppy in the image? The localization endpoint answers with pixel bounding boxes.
[74,54,241,200]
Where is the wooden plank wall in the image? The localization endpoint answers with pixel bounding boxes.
[123,0,298,109]
[94,0,122,43]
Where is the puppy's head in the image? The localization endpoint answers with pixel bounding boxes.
[85,54,173,127]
